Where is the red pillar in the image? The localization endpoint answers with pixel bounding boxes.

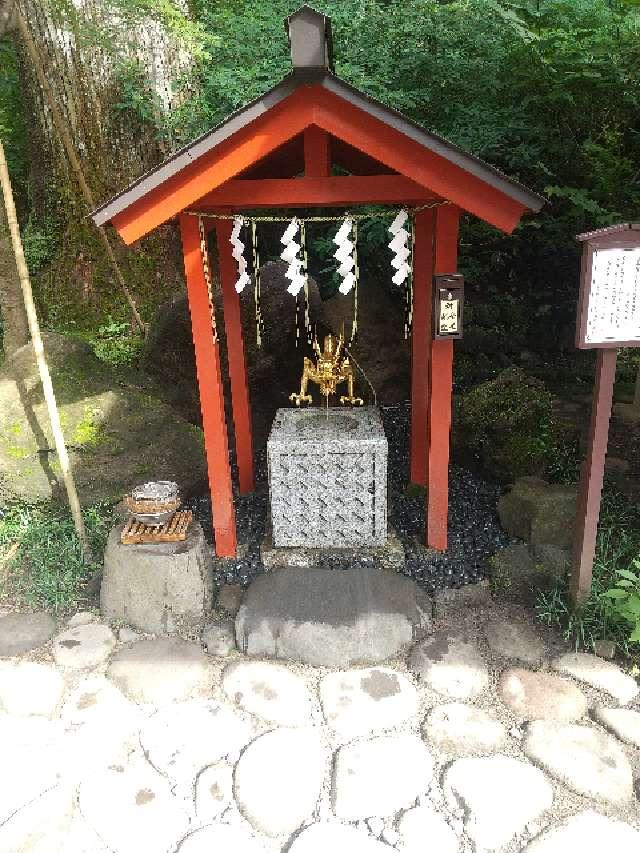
[410,209,435,485]
[179,213,237,557]
[215,220,255,494]
[426,205,460,550]
[304,125,330,177]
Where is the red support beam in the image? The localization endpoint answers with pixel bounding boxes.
[570,348,617,605]
[179,213,237,557]
[215,219,255,495]
[304,125,330,177]
[410,208,435,486]
[196,175,435,210]
[426,204,460,550]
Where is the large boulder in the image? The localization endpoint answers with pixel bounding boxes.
[497,477,577,548]
[0,332,207,503]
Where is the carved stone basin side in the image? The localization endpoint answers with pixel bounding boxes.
[294,412,360,437]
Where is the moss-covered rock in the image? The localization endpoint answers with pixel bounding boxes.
[455,367,559,483]
[0,333,207,503]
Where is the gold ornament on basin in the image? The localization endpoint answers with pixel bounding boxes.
[290,331,363,406]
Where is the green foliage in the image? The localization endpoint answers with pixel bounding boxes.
[0,38,27,204]
[601,564,640,645]
[536,490,640,655]
[456,367,577,482]
[90,319,145,366]
[0,500,111,611]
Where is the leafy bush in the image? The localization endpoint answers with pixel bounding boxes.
[601,565,640,645]
[90,319,144,366]
[456,367,576,483]
[536,490,640,655]
[0,500,111,611]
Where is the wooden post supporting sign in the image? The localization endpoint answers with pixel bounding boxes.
[571,223,640,606]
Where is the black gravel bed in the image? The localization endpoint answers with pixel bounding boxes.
[185,404,509,594]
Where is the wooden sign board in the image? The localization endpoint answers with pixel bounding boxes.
[576,223,640,349]
[434,273,464,340]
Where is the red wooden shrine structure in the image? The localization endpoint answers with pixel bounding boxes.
[93,7,544,558]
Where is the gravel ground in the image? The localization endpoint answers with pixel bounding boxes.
[185,404,510,593]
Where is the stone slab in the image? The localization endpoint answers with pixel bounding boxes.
[107,639,210,705]
[268,407,387,547]
[521,810,640,853]
[0,784,75,853]
[101,521,213,635]
[524,721,633,803]
[236,566,427,667]
[408,632,489,700]
[289,822,391,853]
[194,763,233,824]
[218,583,244,616]
[222,660,316,726]
[0,612,56,657]
[397,805,459,853]
[423,702,506,754]
[52,623,116,670]
[0,661,65,717]
[593,706,640,748]
[320,666,419,736]
[234,727,327,837]
[260,530,405,571]
[444,754,553,850]
[176,824,266,853]
[202,620,236,656]
[498,668,587,722]
[552,652,639,705]
[332,734,434,820]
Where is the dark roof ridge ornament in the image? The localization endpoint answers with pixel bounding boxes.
[285,5,335,74]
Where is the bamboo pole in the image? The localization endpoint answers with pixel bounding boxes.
[0,137,92,562]
[14,6,147,335]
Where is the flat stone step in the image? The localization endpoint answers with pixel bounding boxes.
[235,566,429,667]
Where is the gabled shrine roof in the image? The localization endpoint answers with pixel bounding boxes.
[92,7,545,240]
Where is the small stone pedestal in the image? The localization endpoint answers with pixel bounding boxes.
[101,521,213,634]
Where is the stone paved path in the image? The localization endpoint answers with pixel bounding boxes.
[0,596,639,853]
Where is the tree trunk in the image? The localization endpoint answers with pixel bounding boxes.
[0,198,29,357]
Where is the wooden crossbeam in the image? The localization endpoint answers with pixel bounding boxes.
[193,175,437,210]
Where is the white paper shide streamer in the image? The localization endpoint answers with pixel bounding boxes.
[280,217,306,296]
[333,217,357,295]
[388,209,411,286]
[230,216,250,293]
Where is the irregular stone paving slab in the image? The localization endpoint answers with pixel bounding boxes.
[524,721,633,803]
[107,638,210,704]
[498,668,587,722]
[234,727,327,837]
[222,660,315,726]
[0,784,75,853]
[593,706,640,748]
[396,805,459,853]
[521,809,640,853]
[78,757,190,853]
[333,734,434,820]
[67,611,98,628]
[0,715,65,825]
[423,702,506,754]
[236,565,424,666]
[53,623,116,670]
[63,813,112,853]
[408,632,489,700]
[0,612,56,657]
[484,618,544,664]
[552,652,639,705]
[140,700,256,802]
[289,822,392,852]
[176,824,266,852]
[62,674,142,729]
[218,583,244,617]
[194,762,233,823]
[444,754,553,851]
[0,660,64,717]
[320,666,419,735]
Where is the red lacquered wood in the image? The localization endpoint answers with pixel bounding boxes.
[570,348,617,605]
[110,85,528,244]
[179,214,237,557]
[196,175,435,209]
[426,204,460,550]
[410,209,435,486]
[215,219,255,495]
[304,125,330,176]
